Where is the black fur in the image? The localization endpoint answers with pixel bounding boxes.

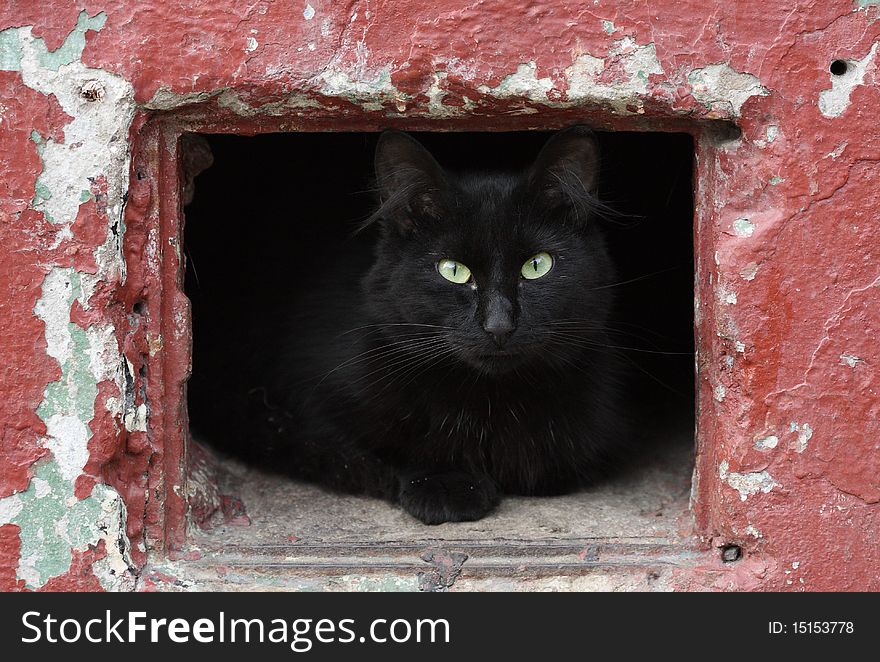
[189,127,633,525]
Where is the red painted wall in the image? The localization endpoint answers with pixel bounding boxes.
[0,0,877,591]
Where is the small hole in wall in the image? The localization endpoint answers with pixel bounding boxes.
[132,300,147,315]
[721,544,742,563]
[830,59,848,76]
[182,131,697,566]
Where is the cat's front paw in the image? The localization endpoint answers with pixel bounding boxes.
[398,471,499,525]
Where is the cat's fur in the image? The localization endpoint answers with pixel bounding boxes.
[190,127,630,524]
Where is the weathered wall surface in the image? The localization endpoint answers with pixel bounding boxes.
[0,0,877,591]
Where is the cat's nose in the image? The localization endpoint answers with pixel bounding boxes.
[482,292,516,346]
[484,318,514,347]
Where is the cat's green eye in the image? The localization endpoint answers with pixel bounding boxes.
[437,259,472,284]
[521,252,553,280]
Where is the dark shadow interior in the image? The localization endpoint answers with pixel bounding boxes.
[182,130,695,552]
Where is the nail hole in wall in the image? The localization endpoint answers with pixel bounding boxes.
[830,60,848,76]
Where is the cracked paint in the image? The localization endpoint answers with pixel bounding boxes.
[688,64,767,116]
[565,40,663,114]
[719,461,781,502]
[0,10,137,590]
[0,461,133,589]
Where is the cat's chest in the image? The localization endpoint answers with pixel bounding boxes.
[377,376,585,440]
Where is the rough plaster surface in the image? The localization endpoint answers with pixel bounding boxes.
[0,0,878,591]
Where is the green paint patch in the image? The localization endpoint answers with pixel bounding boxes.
[36,271,98,425]
[0,28,24,71]
[79,189,94,203]
[734,218,755,237]
[30,130,46,155]
[30,129,55,217]
[38,11,107,72]
[16,268,134,589]
[769,176,785,186]
[0,11,106,74]
[32,181,52,205]
[11,461,105,586]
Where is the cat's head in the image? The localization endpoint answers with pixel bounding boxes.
[364,127,615,375]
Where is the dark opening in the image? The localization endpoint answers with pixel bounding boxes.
[182,131,696,578]
[830,59,848,76]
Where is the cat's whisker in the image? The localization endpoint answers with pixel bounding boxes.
[370,345,459,399]
[355,343,457,399]
[315,335,447,379]
[301,336,449,405]
[615,351,692,400]
[542,334,692,398]
[584,266,684,292]
[548,319,676,341]
[336,322,455,338]
[545,323,682,349]
[548,321,667,339]
[546,331,693,356]
[347,339,451,385]
[537,343,595,376]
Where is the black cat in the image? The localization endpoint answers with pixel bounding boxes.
[189,127,632,525]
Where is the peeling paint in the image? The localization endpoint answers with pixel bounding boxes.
[818,42,878,118]
[744,525,763,538]
[0,11,137,589]
[733,218,754,237]
[425,71,471,118]
[740,263,759,281]
[755,125,779,148]
[840,353,863,367]
[1,12,133,236]
[479,61,553,102]
[0,12,106,74]
[719,461,781,501]
[0,462,134,589]
[565,40,663,114]
[790,422,812,453]
[688,64,767,116]
[754,435,779,450]
[319,65,400,105]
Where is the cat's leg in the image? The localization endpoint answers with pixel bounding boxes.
[397,468,499,525]
[291,435,401,500]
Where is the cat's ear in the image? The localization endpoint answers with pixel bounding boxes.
[373,131,446,232]
[528,126,600,213]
